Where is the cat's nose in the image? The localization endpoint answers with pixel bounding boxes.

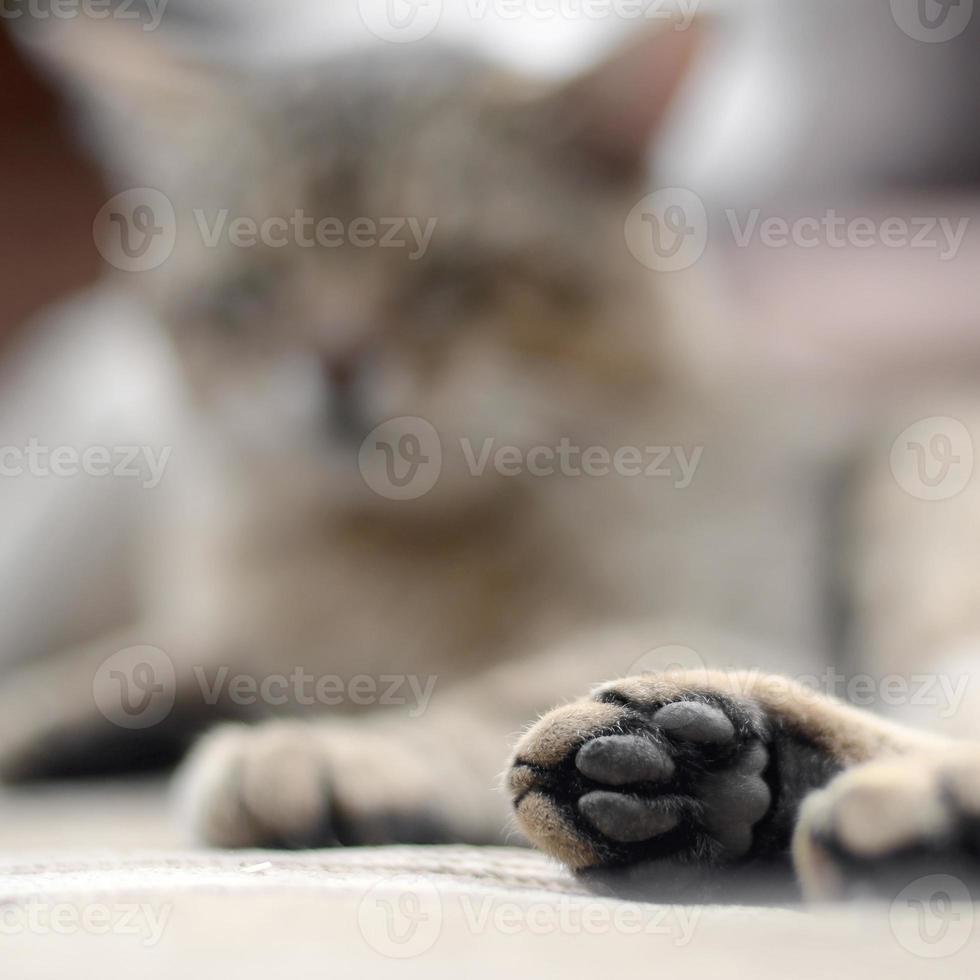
[322,355,370,445]
[325,357,357,392]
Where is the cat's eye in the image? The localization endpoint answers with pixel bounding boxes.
[190,271,278,337]
[410,266,492,332]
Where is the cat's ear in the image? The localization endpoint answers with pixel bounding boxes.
[16,15,238,179]
[542,23,705,177]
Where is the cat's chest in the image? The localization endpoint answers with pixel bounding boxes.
[156,392,854,673]
[160,515,584,679]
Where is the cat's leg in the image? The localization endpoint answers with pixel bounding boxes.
[507,669,944,878]
[175,628,666,849]
[794,746,980,899]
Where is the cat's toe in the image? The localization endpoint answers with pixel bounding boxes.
[651,701,736,743]
[508,677,777,871]
[578,791,680,842]
[795,751,980,900]
[575,734,675,785]
[175,723,333,848]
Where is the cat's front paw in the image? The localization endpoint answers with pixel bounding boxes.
[508,673,781,872]
[794,749,980,900]
[175,720,458,849]
[175,723,335,848]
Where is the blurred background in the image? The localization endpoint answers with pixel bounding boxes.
[4,0,980,364]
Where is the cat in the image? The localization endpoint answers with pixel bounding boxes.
[4,11,980,900]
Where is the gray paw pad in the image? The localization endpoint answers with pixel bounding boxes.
[575,735,675,786]
[696,743,770,856]
[733,741,768,776]
[579,791,680,843]
[652,701,735,744]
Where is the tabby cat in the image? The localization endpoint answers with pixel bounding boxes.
[4,13,980,900]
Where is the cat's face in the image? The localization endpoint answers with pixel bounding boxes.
[42,25,700,514]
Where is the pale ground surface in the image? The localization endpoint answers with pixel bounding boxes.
[0,780,977,977]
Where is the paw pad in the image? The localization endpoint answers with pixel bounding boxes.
[579,791,679,842]
[575,735,674,785]
[651,701,735,743]
[512,692,774,870]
